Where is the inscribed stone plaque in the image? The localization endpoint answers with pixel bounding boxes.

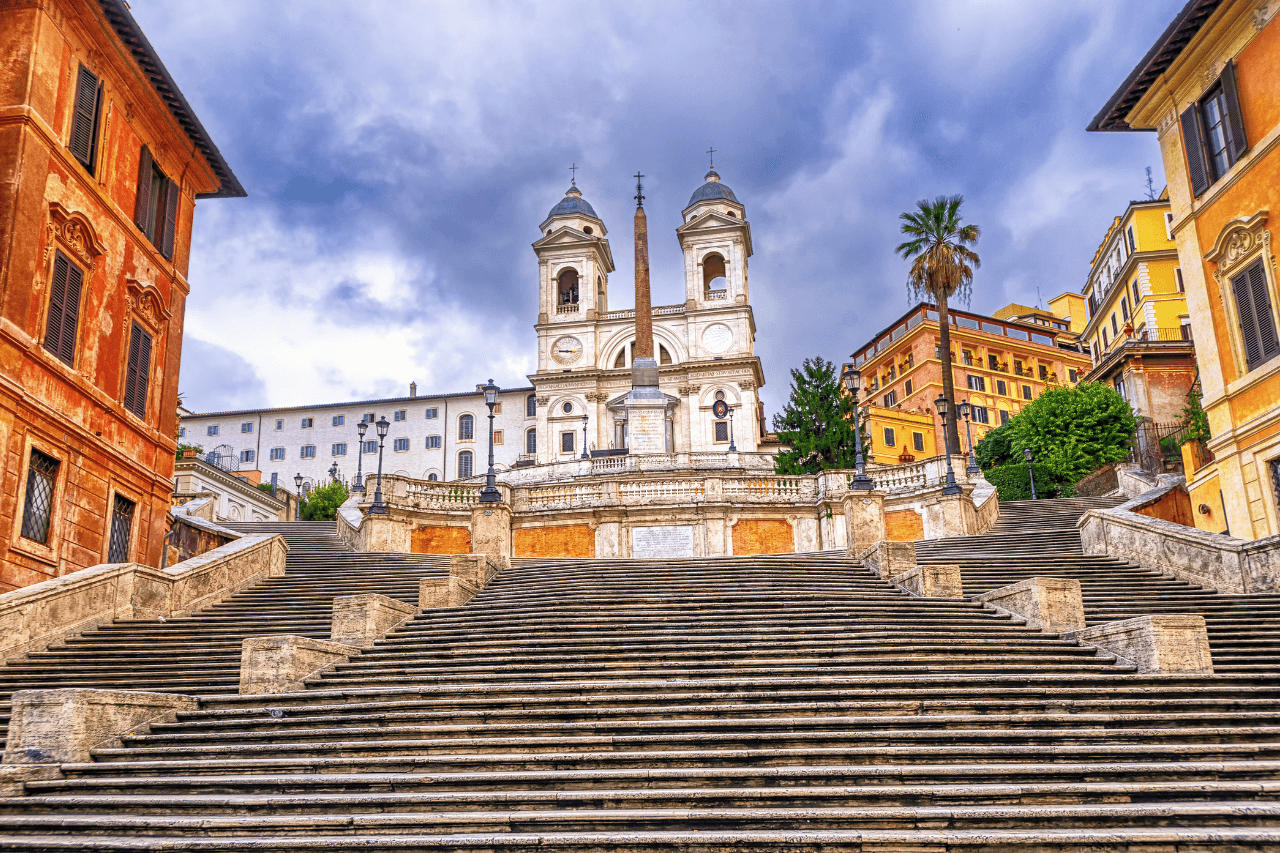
[627,409,667,454]
[632,525,694,558]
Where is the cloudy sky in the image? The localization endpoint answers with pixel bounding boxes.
[134,1,1181,418]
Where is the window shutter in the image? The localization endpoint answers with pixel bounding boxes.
[44,253,69,359]
[1233,263,1271,371]
[1247,261,1279,366]
[123,323,142,415]
[160,177,179,260]
[124,322,152,418]
[134,146,153,234]
[69,66,101,170]
[59,261,83,366]
[1181,106,1210,198]
[1219,58,1248,160]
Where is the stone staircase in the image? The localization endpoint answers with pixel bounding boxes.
[2,539,1280,848]
[917,497,1280,674]
[0,522,447,741]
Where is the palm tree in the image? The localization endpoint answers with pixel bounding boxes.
[896,195,980,456]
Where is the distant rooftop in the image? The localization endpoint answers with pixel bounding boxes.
[183,385,536,420]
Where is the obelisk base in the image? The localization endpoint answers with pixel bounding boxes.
[624,357,668,455]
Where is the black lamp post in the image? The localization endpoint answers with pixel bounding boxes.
[958,400,979,476]
[328,461,339,485]
[368,416,390,514]
[727,405,737,452]
[480,380,502,502]
[293,473,304,521]
[352,420,368,493]
[842,365,873,490]
[935,394,962,495]
[1023,447,1038,500]
[580,413,589,459]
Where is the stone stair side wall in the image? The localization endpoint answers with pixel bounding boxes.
[1080,505,1280,594]
[0,533,287,662]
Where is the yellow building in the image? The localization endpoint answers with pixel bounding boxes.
[1079,198,1198,424]
[1091,0,1280,539]
[847,302,1093,464]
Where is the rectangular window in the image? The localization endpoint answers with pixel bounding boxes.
[1114,376,1128,401]
[912,432,924,452]
[1102,327,1110,347]
[961,349,973,366]
[883,427,896,447]
[332,443,347,456]
[904,379,913,395]
[1069,369,1078,383]
[1111,315,1119,335]
[240,449,255,464]
[996,379,1007,396]
[179,428,186,438]
[526,429,537,454]
[999,410,1011,425]
[133,146,180,260]
[363,413,375,423]
[241,422,253,433]
[714,420,730,442]
[270,447,285,461]
[904,352,914,368]
[394,410,406,422]
[363,440,378,454]
[1231,259,1280,371]
[1039,365,1049,381]
[967,375,986,392]
[207,426,218,436]
[425,408,439,419]
[20,449,59,545]
[972,406,990,424]
[493,403,502,415]
[988,354,999,370]
[426,435,442,449]
[1165,212,1175,240]
[526,395,537,417]
[275,419,284,431]
[1121,297,1130,321]
[69,65,103,174]
[1126,226,1136,253]
[106,493,135,563]
[1022,385,1033,400]
[332,415,345,427]
[561,432,575,453]
[1182,60,1247,196]
[1013,359,1024,375]
[1132,280,1141,305]
[44,251,84,367]
[493,430,503,445]
[883,391,897,407]
[301,418,313,429]
[122,322,152,420]
[394,437,409,452]
[458,453,474,478]
[300,445,316,458]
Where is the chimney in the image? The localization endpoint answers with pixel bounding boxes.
[409,381,417,398]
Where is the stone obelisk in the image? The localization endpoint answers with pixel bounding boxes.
[621,172,669,454]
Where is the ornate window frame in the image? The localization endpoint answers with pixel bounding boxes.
[1205,210,1278,378]
[40,203,106,368]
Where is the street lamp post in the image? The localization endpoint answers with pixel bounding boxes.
[328,462,339,486]
[480,380,502,503]
[352,420,368,493]
[958,400,979,477]
[841,366,873,490]
[368,416,390,514]
[935,395,962,496]
[293,473,304,521]
[727,405,737,452]
[580,413,589,459]
[1023,447,1038,500]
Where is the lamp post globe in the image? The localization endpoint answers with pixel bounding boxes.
[843,364,873,490]
[480,379,502,503]
[1023,446,1038,500]
[935,394,961,496]
[352,420,368,493]
[369,416,390,514]
[958,400,979,477]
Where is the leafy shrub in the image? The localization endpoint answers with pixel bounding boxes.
[975,423,1014,471]
[1007,382,1136,483]
[300,481,349,521]
[985,461,1065,501]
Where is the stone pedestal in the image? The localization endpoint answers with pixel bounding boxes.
[470,503,511,570]
[890,564,964,599]
[330,593,416,648]
[975,577,1086,633]
[360,512,411,552]
[844,492,886,556]
[239,635,357,695]
[858,540,916,579]
[935,491,976,537]
[1065,615,1214,674]
[622,369,670,456]
[3,688,197,764]
[419,554,504,608]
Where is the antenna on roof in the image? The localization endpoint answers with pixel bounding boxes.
[1036,286,1044,310]
[1144,166,1156,201]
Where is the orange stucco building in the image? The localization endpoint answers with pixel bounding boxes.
[1091,0,1280,539]
[0,0,243,591]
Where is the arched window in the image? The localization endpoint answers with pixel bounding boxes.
[659,344,672,365]
[459,414,474,441]
[526,428,537,454]
[703,252,727,298]
[557,268,579,305]
[613,340,674,369]
[427,472,439,481]
[526,394,537,417]
[458,451,474,478]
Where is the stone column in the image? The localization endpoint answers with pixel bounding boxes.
[471,502,512,569]
[844,492,886,556]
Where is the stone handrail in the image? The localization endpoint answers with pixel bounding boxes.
[0,533,287,661]
[1080,506,1280,594]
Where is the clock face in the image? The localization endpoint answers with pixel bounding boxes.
[551,336,583,365]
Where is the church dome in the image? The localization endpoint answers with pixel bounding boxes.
[547,184,598,220]
[687,169,739,206]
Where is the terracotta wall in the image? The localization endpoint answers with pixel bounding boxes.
[513,525,594,559]
[411,526,471,555]
[731,519,793,555]
[885,509,925,541]
[1134,487,1195,528]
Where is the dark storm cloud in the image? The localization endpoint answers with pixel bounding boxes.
[131,1,1183,415]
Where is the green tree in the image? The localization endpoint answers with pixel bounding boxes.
[772,356,866,474]
[974,422,1015,471]
[1006,382,1137,483]
[299,481,349,521]
[896,194,981,456]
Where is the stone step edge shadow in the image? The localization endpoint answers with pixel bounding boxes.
[420,555,506,609]
[857,541,963,599]
[973,577,1215,675]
